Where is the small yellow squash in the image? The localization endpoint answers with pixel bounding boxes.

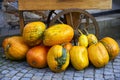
[78,29,88,47]
[84,29,98,46]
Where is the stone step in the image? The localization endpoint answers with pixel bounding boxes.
[96,13,120,39]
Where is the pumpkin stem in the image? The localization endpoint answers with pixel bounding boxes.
[78,29,83,35]
[83,28,89,35]
[55,48,67,69]
[5,43,11,59]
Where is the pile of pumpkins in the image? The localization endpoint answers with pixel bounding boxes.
[2,21,120,73]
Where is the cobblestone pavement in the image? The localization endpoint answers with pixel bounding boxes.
[0,40,120,80]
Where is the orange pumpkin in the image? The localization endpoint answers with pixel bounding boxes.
[2,36,29,60]
[100,37,120,60]
[26,45,49,68]
[63,42,73,51]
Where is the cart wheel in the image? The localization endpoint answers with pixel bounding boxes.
[48,9,99,39]
[47,10,63,27]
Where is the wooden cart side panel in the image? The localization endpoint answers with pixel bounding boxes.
[18,0,112,10]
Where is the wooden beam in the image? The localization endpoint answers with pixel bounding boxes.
[18,0,112,10]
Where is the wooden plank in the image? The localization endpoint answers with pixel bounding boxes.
[18,0,112,10]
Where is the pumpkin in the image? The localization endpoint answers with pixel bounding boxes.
[26,45,49,68]
[88,42,109,68]
[23,21,46,46]
[78,29,88,47]
[84,29,98,46]
[100,37,120,60]
[70,46,89,70]
[2,36,29,60]
[63,42,73,51]
[43,24,74,46]
[47,45,69,72]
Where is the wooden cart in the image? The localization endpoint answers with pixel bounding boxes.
[18,0,112,39]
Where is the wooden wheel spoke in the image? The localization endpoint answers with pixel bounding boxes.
[69,12,74,28]
[57,18,64,24]
[85,16,90,29]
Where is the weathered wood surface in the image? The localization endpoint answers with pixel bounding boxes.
[18,0,112,10]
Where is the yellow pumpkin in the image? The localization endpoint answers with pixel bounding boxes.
[70,46,89,70]
[100,37,120,60]
[43,24,74,46]
[47,45,69,72]
[2,36,29,60]
[23,21,46,46]
[88,42,109,68]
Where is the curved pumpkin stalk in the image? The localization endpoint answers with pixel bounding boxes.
[55,48,67,69]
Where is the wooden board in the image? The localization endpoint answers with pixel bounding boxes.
[18,0,112,10]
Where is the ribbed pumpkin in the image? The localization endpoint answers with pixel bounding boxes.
[88,42,109,68]
[100,37,120,60]
[43,24,74,46]
[2,36,29,60]
[47,45,69,72]
[26,45,49,68]
[23,21,46,46]
[70,46,89,70]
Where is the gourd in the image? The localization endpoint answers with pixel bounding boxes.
[70,46,89,70]
[47,45,69,72]
[2,36,29,60]
[84,29,98,46]
[23,21,46,46]
[43,24,74,46]
[26,45,49,68]
[100,37,120,60]
[88,42,109,67]
[78,29,88,47]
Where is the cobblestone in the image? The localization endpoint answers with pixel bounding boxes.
[20,77,31,80]
[74,76,83,80]
[31,76,42,80]
[11,76,21,80]
[0,41,120,80]
[1,70,9,74]
[23,73,33,78]
[16,72,24,77]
